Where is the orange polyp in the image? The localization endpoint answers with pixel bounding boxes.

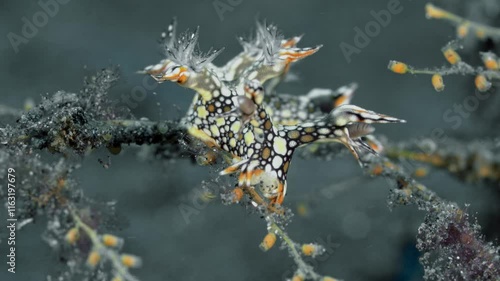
[443,48,461,65]
[259,232,277,251]
[102,234,123,248]
[457,23,469,38]
[388,61,408,74]
[482,56,499,70]
[296,203,308,217]
[485,59,499,70]
[121,254,142,268]
[475,74,491,92]
[65,227,79,245]
[476,29,486,39]
[87,250,101,267]
[425,4,446,19]
[431,74,445,92]
[413,167,428,178]
[292,274,305,281]
[301,244,315,256]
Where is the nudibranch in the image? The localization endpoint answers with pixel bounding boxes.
[141,19,405,205]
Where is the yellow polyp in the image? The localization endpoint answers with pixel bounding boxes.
[65,227,79,245]
[431,74,445,92]
[121,254,142,268]
[111,276,124,281]
[102,234,123,248]
[476,28,486,39]
[442,48,461,65]
[301,244,315,256]
[259,232,277,251]
[484,59,499,70]
[425,3,446,19]
[86,250,101,267]
[481,54,499,70]
[322,277,338,281]
[296,203,308,217]
[413,167,428,178]
[475,74,491,92]
[457,23,469,38]
[292,274,305,281]
[388,61,408,74]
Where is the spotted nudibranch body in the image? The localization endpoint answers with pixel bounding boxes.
[141,19,405,205]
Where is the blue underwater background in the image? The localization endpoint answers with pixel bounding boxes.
[0,0,499,280]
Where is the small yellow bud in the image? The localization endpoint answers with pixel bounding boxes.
[292,273,305,281]
[65,227,79,245]
[442,48,461,65]
[485,60,499,70]
[475,74,492,92]
[388,61,408,74]
[425,3,446,19]
[296,203,308,217]
[431,74,445,92]
[259,232,277,252]
[87,250,101,267]
[456,23,469,38]
[301,244,316,256]
[121,254,142,268]
[476,28,486,39]
[322,277,338,281]
[102,234,123,248]
[481,52,499,70]
[413,167,428,178]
